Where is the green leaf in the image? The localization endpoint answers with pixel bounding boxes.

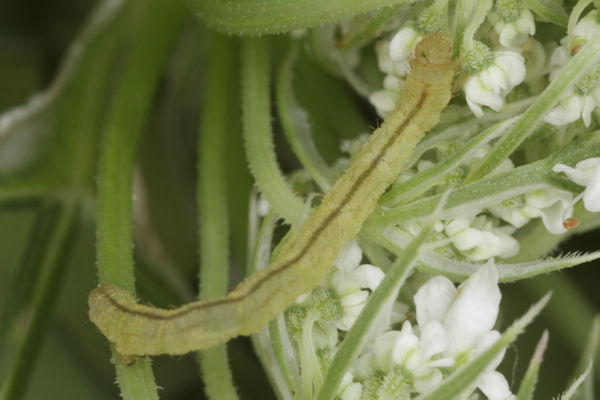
[380,117,517,207]
[193,0,412,35]
[366,224,600,282]
[516,330,549,400]
[371,133,600,227]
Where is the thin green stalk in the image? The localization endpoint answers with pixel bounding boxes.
[94,0,186,398]
[248,211,298,399]
[467,34,600,182]
[524,0,568,27]
[380,117,515,207]
[197,33,239,400]
[194,0,412,35]
[0,202,77,400]
[365,224,600,282]
[317,221,435,400]
[277,44,335,192]
[241,37,306,226]
[371,133,600,227]
[516,331,549,400]
[338,4,404,49]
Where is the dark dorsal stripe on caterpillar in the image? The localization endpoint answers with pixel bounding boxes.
[88,33,454,356]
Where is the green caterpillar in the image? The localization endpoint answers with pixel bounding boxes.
[88,34,454,356]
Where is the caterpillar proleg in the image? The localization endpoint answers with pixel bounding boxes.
[89,34,454,356]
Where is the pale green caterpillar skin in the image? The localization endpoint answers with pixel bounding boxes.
[89,34,454,356]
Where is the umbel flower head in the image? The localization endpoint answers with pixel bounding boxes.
[464,49,526,117]
[341,262,514,400]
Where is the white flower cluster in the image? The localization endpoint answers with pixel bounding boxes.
[488,7,536,49]
[462,3,537,118]
[444,216,519,261]
[464,51,526,117]
[369,24,423,117]
[338,262,515,400]
[489,189,575,234]
[329,240,385,330]
[488,157,600,235]
[544,10,600,127]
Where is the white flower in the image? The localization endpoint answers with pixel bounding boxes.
[330,240,385,330]
[350,264,513,398]
[526,188,574,233]
[371,321,452,393]
[548,43,570,82]
[338,372,363,400]
[465,51,526,117]
[572,10,600,41]
[414,262,515,399]
[445,216,519,261]
[368,89,397,117]
[389,25,423,73]
[257,197,270,216]
[370,24,423,117]
[490,188,575,234]
[553,158,600,212]
[544,11,600,126]
[544,91,598,127]
[489,8,536,48]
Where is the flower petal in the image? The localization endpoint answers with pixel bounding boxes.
[414,276,456,327]
[444,262,501,355]
[335,239,363,272]
[351,264,385,291]
[544,94,583,126]
[476,370,513,400]
[474,330,505,371]
[389,26,422,62]
[583,164,600,212]
[420,321,449,359]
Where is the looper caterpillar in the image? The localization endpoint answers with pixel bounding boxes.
[89,34,454,356]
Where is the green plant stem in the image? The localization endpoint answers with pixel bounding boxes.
[197,32,239,400]
[338,5,403,49]
[193,0,411,35]
[94,0,186,398]
[277,44,335,192]
[524,0,568,27]
[0,202,77,400]
[516,331,548,400]
[241,37,306,226]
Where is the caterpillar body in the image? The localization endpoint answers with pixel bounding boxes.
[89,34,454,356]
